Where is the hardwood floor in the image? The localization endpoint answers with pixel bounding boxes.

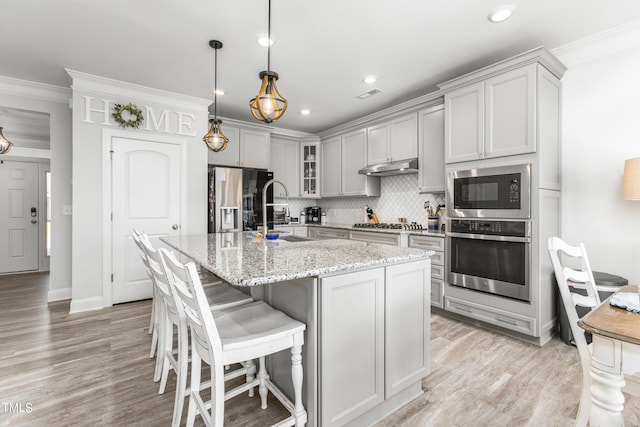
[1,273,639,426]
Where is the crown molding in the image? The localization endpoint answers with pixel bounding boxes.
[66,69,211,112]
[217,115,316,139]
[437,46,567,93]
[552,19,640,67]
[0,76,70,104]
[318,91,444,139]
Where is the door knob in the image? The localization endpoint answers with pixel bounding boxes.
[31,219,37,224]
[172,224,179,230]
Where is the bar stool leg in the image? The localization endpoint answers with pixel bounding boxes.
[258,356,269,409]
[291,342,306,426]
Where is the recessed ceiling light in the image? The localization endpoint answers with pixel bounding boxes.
[257,36,274,47]
[363,75,377,84]
[300,109,310,116]
[214,88,225,96]
[488,5,515,23]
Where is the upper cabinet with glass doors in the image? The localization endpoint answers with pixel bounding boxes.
[301,139,320,198]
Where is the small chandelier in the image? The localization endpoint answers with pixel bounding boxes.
[203,40,229,152]
[0,127,13,154]
[249,0,288,123]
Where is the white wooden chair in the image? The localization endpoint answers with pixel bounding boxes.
[548,236,601,427]
[133,232,254,427]
[159,247,307,427]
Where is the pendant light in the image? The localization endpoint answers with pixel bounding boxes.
[249,0,288,123]
[203,40,229,152]
[0,127,13,154]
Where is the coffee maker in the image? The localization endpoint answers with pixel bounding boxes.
[305,207,321,224]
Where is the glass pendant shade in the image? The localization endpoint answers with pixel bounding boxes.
[250,71,287,123]
[203,119,228,152]
[0,127,13,154]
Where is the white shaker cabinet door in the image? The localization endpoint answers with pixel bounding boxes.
[240,128,270,169]
[321,136,342,197]
[384,260,431,398]
[320,268,385,426]
[390,112,418,161]
[444,81,484,163]
[485,64,536,158]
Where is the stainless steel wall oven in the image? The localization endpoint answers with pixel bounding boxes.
[447,219,531,302]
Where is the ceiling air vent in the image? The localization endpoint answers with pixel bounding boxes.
[357,88,383,100]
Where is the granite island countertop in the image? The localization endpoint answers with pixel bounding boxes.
[161,232,432,287]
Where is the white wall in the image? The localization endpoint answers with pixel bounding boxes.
[0,77,73,301]
[67,71,210,311]
[556,24,640,283]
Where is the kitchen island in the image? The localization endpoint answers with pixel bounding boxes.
[161,232,432,427]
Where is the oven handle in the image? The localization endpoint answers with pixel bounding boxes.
[447,232,531,243]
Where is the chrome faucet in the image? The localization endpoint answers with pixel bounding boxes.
[262,179,288,236]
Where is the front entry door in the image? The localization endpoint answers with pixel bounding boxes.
[111,137,182,304]
[0,160,39,273]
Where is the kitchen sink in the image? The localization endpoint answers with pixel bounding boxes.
[279,235,312,242]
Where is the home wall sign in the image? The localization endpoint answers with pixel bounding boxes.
[81,95,197,136]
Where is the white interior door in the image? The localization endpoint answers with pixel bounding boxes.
[111,137,182,304]
[0,160,39,273]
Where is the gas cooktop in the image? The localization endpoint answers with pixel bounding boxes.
[352,223,423,230]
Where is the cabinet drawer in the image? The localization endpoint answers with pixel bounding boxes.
[350,231,399,246]
[431,279,443,309]
[314,227,350,240]
[445,296,535,336]
[408,235,444,251]
[431,264,444,281]
[429,251,444,266]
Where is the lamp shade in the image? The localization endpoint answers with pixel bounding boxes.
[0,127,13,154]
[623,157,640,200]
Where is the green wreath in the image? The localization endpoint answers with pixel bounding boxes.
[112,103,144,129]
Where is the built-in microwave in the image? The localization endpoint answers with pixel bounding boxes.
[447,163,531,219]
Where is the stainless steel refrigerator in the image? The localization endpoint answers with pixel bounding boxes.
[208,167,273,233]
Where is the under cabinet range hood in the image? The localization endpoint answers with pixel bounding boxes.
[358,158,418,177]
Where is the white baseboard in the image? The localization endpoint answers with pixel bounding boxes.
[47,287,71,302]
[69,296,104,313]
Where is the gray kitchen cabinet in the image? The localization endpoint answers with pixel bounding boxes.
[408,234,445,308]
[349,230,400,246]
[418,104,445,193]
[366,113,418,165]
[390,113,418,161]
[307,226,349,240]
[320,268,385,426]
[320,136,342,197]
[366,122,389,165]
[384,261,430,398]
[321,130,380,198]
[270,136,299,197]
[320,260,430,425]
[443,64,537,163]
[207,124,270,169]
[240,128,270,169]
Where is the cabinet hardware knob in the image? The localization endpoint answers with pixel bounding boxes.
[172,224,179,230]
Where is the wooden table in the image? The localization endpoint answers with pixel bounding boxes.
[578,285,640,426]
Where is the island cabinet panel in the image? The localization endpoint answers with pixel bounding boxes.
[384,261,431,398]
[320,268,385,426]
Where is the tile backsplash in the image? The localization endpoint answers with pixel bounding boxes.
[276,174,445,225]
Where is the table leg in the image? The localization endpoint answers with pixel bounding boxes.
[590,365,626,426]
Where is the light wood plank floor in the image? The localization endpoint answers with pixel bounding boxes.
[1,272,639,426]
